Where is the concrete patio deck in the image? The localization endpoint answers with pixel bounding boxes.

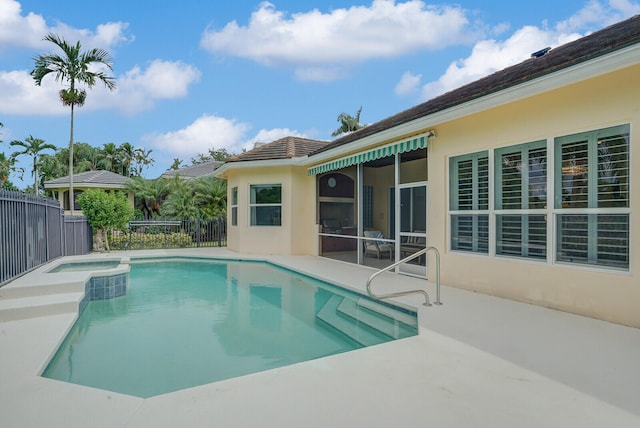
[1,248,639,427]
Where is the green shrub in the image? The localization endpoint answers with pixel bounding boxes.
[109,232,193,250]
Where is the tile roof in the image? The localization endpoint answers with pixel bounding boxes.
[227,136,330,163]
[311,14,640,156]
[44,170,129,187]
[161,161,223,179]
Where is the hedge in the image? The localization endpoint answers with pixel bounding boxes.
[109,232,193,250]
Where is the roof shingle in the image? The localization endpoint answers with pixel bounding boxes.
[44,170,129,187]
[162,161,223,179]
[227,136,329,163]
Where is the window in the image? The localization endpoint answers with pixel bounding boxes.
[494,142,547,259]
[63,190,83,211]
[449,151,489,253]
[555,125,629,268]
[250,184,282,226]
[231,187,238,226]
[400,186,426,233]
[448,124,630,271]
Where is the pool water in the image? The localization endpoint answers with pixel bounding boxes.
[42,259,418,398]
[48,260,120,273]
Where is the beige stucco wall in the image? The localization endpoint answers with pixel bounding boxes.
[225,165,318,255]
[426,65,639,327]
[221,63,638,327]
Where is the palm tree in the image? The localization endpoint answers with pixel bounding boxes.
[74,143,101,172]
[126,177,170,219]
[100,142,119,172]
[331,106,365,137]
[133,147,154,177]
[10,136,56,194]
[32,33,116,214]
[170,158,183,170]
[161,182,201,219]
[38,152,65,195]
[118,142,135,176]
[193,176,227,218]
[0,152,18,188]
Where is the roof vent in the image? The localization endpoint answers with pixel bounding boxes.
[531,47,551,58]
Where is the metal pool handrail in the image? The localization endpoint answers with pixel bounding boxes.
[366,246,442,307]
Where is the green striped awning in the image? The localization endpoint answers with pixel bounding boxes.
[308,135,427,175]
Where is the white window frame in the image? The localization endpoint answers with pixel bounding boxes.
[249,184,282,227]
[230,186,238,226]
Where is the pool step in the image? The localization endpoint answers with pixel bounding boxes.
[0,292,83,322]
[336,298,416,339]
[0,281,84,300]
[316,295,387,347]
[353,298,418,328]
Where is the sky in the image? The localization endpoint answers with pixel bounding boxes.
[1,0,639,188]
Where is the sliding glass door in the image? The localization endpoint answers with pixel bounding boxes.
[391,184,428,276]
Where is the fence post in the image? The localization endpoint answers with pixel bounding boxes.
[196,218,201,248]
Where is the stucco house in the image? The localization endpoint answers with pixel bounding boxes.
[44,170,135,215]
[214,16,640,328]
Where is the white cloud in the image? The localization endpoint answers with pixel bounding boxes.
[201,0,472,81]
[419,0,639,100]
[111,60,202,115]
[394,71,422,96]
[142,115,311,159]
[142,115,252,157]
[0,0,130,51]
[0,0,48,49]
[0,69,66,115]
[242,128,308,152]
[0,0,137,115]
[0,60,201,116]
[557,0,640,32]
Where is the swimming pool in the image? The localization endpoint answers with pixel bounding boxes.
[42,258,417,397]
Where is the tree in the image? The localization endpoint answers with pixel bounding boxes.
[74,143,101,172]
[76,190,134,252]
[331,106,365,137]
[192,176,227,218]
[190,148,232,165]
[32,33,116,214]
[125,176,170,219]
[161,180,201,219]
[170,158,183,170]
[99,142,120,172]
[118,142,135,176]
[133,147,154,177]
[10,135,56,194]
[0,152,19,189]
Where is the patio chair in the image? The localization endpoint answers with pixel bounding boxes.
[401,235,426,263]
[363,230,394,259]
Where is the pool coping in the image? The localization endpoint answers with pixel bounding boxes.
[1,248,639,427]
